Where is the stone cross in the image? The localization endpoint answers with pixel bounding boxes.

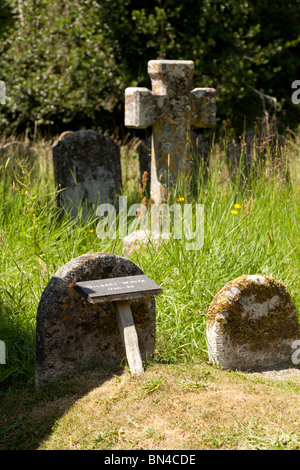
[125,60,216,204]
[0,81,6,105]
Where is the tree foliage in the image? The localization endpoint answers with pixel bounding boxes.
[0,0,14,36]
[0,0,125,133]
[0,0,300,136]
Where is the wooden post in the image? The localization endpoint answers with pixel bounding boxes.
[114,300,144,376]
[74,274,163,377]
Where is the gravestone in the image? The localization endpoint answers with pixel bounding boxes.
[35,253,161,386]
[226,130,287,181]
[125,60,216,205]
[0,81,5,105]
[138,131,211,193]
[52,130,122,218]
[206,275,299,371]
[0,340,5,364]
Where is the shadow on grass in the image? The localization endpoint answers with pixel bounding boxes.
[0,362,124,450]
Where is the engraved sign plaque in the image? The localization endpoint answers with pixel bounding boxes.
[75,274,163,303]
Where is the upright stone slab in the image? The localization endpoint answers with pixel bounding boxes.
[0,80,5,105]
[0,340,5,364]
[52,130,122,218]
[125,60,216,205]
[206,275,299,371]
[35,253,157,386]
[226,130,287,181]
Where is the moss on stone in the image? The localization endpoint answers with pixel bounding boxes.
[206,275,299,351]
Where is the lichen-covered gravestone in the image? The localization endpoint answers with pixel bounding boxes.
[35,253,158,386]
[52,130,122,218]
[206,275,299,371]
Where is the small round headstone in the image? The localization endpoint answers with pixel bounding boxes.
[35,253,156,386]
[206,274,299,371]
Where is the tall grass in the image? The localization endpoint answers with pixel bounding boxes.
[0,132,299,390]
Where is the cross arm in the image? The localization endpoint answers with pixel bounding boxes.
[125,87,156,129]
[190,88,216,128]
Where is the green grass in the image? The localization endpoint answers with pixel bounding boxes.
[0,131,299,392]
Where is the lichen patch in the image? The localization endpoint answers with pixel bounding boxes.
[206,275,299,352]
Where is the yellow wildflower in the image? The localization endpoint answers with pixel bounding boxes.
[231,210,238,215]
[234,203,241,209]
[89,229,94,233]
[177,197,185,202]
[115,193,120,197]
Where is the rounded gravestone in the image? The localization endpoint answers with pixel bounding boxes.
[52,129,122,218]
[206,274,299,371]
[35,253,156,386]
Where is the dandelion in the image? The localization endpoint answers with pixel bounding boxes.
[234,203,241,209]
[89,229,94,233]
[231,210,238,215]
[177,197,185,202]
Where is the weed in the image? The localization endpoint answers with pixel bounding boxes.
[142,376,163,393]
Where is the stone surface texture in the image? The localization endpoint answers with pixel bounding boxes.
[125,60,216,205]
[122,229,162,256]
[52,130,122,218]
[35,253,156,385]
[206,274,299,371]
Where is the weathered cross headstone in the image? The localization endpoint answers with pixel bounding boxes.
[35,253,162,386]
[52,130,122,218]
[137,131,210,191]
[125,60,216,205]
[206,274,299,371]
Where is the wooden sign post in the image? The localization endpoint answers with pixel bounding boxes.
[75,275,163,376]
